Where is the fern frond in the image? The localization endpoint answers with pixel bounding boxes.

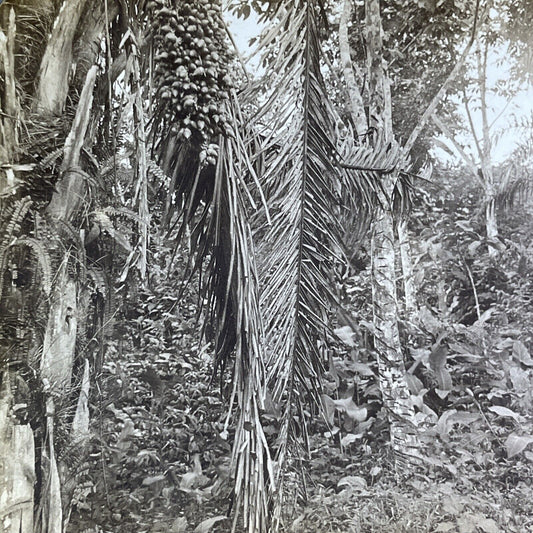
[147,158,171,185]
[101,206,147,226]
[87,267,108,298]
[1,196,32,248]
[36,146,64,170]
[0,197,33,300]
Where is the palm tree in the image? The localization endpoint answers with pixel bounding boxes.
[1,1,138,531]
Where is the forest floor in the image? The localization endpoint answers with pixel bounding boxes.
[67,242,533,533]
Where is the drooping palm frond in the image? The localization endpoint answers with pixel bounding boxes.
[493,137,533,211]
[181,95,273,533]
[144,4,274,529]
[246,0,356,513]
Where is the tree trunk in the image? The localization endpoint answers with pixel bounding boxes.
[35,66,98,533]
[0,8,17,163]
[485,195,498,243]
[397,219,418,319]
[477,39,499,255]
[371,184,420,466]
[0,12,35,533]
[365,0,421,467]
[33,0,89,114]
[0,372,35,533]
[339,0,367,138]
[0,7,18,195]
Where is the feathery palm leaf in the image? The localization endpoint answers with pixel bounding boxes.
[494,137,533,210]
[248,0,353,502]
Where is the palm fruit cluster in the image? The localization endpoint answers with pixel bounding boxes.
[147,0,234,164]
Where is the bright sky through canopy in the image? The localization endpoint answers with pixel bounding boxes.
[225,4,533,165]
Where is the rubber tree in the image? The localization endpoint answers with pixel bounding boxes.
[431,35,501,256]
[364,0,422,466]
[432,0,533,256]
[337,0,483,468]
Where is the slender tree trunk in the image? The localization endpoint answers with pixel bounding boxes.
[397,219,418,319]
[0,12,36,533]
[365,0,421,467]
[0,7,19,197]
[477,39,499,254]
[0,8,17,165]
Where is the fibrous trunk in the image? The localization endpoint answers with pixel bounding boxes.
[0,373,35,533]
[33,0,88,114]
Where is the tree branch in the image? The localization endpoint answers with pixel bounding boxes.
[431,113,482,184]
[403,0,483,156]
[339,0,367,137]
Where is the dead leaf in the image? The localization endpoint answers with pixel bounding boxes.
[193,516,227,533]
[170,516,188,533]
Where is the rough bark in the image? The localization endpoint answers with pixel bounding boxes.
[46,65,98,221]
[74,1,118,83]
[40,260,78,391]
[365,0,421,467]
[371,183,420,465]
[33,0,89,114]
[397,219,418,319]
[365,0,392,140]
[39,398,63,533]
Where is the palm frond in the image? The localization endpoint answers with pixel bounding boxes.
[247,0,349,510]
[493,135,533,210]
[192,97,272,533]
[494,172,533,210]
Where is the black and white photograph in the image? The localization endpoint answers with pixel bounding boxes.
[0,1,532,531]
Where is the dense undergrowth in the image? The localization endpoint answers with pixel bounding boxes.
[67,166,533,533]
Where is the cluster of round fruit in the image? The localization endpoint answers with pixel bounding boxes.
[148,0,234,156]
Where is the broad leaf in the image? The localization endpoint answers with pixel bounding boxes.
[505,433,533,458]
[487,405,520,421]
